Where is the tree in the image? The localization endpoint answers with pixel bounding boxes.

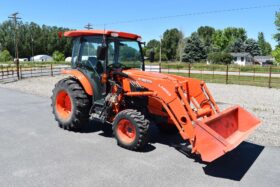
[272,47,280,65]
[212,30,228,51]
[258,32,272,55]
[274,12,280,46]
[0,20,72,58]
[212,27,247,52]
[161,28,181,60]
[226,38,245,53]
[0,50,12,62]
[245,39,261,56]
[176,30,185,63]
[52,50,65,62]
[223,27,247,42]
[197,26,215,52]
[145,39,160,61]
[149,49,155,62]
[182,33,207,63]
[146,39,160,49]
[207,52,233,64]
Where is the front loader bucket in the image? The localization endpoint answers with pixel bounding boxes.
[193,106,261,162]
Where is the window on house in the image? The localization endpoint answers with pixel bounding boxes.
[241,57,244,61]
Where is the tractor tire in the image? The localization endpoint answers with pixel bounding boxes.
[51,77,91,131]
[113,109,150,150]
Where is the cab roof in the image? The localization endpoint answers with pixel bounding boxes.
[64,30,141,40]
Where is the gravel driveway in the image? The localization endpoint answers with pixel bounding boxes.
[1,75,279,146]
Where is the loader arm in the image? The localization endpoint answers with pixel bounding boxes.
[122,69,261,162]
[122,70,218,141]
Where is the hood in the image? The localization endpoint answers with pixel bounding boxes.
[123,69,183,82]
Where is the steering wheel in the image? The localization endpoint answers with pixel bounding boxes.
[107,63,127,70]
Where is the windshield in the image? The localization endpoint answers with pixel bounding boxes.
[108,38,143,69]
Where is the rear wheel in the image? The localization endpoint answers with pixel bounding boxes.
[113,109,149,150]
[51,77,91,131]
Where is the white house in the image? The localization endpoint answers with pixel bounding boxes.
[230,53,253,66]
[31,55,53,62]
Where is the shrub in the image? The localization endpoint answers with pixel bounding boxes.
[0,50,12,62]
[52,51,65,62]
[207,52,233,64]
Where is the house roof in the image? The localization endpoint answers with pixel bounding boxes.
[64,30,141,40]
[230,52,252,57]
[253,56,275,61]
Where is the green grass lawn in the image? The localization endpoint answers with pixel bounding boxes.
[167,72,280,89]
[146,62,280,74]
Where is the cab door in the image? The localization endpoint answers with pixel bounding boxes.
[73,36,106,102]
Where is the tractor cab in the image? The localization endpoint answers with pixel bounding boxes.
[64,30,145,103]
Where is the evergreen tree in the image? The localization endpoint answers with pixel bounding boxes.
[245,39,261,56]
[274,12,280,47]
[258,32,272,55]
[162,28,181,60]
[182,33,207,63]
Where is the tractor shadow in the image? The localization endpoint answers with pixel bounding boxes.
[79,120,113,137]
[148,125,264,181]
[202,142,264,181]
[79,120,264,181]
[79,120,156,152]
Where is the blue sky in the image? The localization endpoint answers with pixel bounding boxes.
[0,0,279,48]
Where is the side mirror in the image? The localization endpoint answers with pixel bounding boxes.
[97,46,107,61]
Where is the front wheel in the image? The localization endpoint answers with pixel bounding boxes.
[113,109,150,150]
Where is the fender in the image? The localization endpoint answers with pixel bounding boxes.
[61,69,93,95]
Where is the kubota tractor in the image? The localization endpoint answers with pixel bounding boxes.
[51,30,261,162]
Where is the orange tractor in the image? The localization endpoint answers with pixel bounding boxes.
[51,30,261,162]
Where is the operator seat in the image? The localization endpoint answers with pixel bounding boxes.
[88,57,103,75]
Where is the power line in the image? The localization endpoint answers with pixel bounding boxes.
[95,4,280,26]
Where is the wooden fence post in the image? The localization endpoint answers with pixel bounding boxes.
[226,64,229,84]
[268,66,272,88]
[1,65,3,80]
[31,66,33,77]
[167,63,169,74]
[51,64,53,76]
[239,66,241,83]
[201,65,204,79]
[188,63,191,77]
[212,65,215,80]
[19,65,22,79]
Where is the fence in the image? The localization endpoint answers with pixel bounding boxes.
[0,64,70,83]
[145,63,280,89]
[1,63,280,89]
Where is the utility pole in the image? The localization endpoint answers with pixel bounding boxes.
[159,35,162,63]
[8,12,21,79]
[84,23,93,30]
[31,36,34,61]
